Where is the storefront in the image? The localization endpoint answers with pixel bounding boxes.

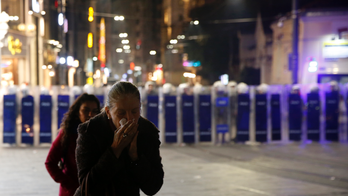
[1,31,29,86]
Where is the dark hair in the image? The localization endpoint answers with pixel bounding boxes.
[102,81,141,111]
[60,93,101,151]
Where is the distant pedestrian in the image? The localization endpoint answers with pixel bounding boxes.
[74,81,164,196]
[45,93,101,196]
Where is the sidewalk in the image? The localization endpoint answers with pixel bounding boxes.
[0,142,348,196]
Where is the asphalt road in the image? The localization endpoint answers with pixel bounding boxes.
[0,142,348,196]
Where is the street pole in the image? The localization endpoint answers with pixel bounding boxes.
[292,0,299,84]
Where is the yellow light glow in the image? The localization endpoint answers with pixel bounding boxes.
[87,33,93,48]
[88,7,94,22]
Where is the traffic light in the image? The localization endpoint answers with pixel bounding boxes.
[88,7,94,22]
[87,33,93,48]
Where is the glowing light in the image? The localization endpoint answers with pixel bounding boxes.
[170,39,178,44]
[88,7,94,22]
[58,13,64,26]
[28,11,33,15]
[92,56,98,61]
[123,45,130,50]
[59,57,66,64]
[119,33,128,38]
[177,35,185,39]
[114,16,125,21]
[41,11,46,15]
[194,20,199,25]
[49,71,55,77]
[118,59,124,64]
[127,70,133,74]
[104,68,110,77]
[42,65,47,69]
[134,66,142,71]
[67,56,74,66]
[87,33,93,48]
[183,72,196,78]
[121,39,129,44]
[149,50,156,55]
[48,65,53,69]
[167,45,174,49]
[172,49,178,54]
[95,70,101,78]
[308,59,318,73]
[73,60,79,67]
[116,48,123,53]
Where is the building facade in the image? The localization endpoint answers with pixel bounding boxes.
[271,9,348,85]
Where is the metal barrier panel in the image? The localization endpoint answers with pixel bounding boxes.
[307,93,320,141]
[289,94,302,141]
[21,95,34,144]
[57,95,70,130]
[199,94,211,141]
[146,95,159,128]
[96,95,104,108]
[237,94,250,142]
[255,94,267,142]
[325,91,339,141]
[215,96,229,134]
[182,95,195,143]
[3,94,16,144]
[164,95,177,143]
[271,94,281,141]
[39,95,52,143]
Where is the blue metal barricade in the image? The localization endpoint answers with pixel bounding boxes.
[215,96,229,142]
[199,94,211,142]
[289,94,302,141]
[57,95,70,129]
[40,95,52,143]
[236,94,250,142]
[325,91,339,141]
[307,93,320,141]
[182,95,195,143]
[21,95,34,144]
[3,94,17,144]
[96,95,104,108]
[255,94,268,142]
[271,94,281,141]
[146,95,159,128]
[164,95,177,143]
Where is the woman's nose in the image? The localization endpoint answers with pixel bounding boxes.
[126,112,133,121]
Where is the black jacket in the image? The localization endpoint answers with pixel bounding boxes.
[74,112,164,196]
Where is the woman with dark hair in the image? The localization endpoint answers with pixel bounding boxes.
[45,93,101,196]
[74,81,164,196]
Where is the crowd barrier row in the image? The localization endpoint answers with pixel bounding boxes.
[1,83,348,146]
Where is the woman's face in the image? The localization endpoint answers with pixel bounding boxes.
[106,94,141,129]
[79,101,99,123]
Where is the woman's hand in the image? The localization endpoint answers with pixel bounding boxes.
[111,120,138,158]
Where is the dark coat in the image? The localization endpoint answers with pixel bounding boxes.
[45,121,80,196]
[74,112,164,196]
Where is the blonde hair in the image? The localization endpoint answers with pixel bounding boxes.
[102,81,140,111]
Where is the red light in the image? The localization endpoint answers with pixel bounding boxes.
[130,62,135,70]
[55,0,58,8]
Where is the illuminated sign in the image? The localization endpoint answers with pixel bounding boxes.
[8,36,22,55]
[183,60,201,67]
[87,33,93,48]
[323,41,348,59]
[98,18,106,68]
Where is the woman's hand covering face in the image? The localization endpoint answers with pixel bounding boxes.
[106,95,141,158]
